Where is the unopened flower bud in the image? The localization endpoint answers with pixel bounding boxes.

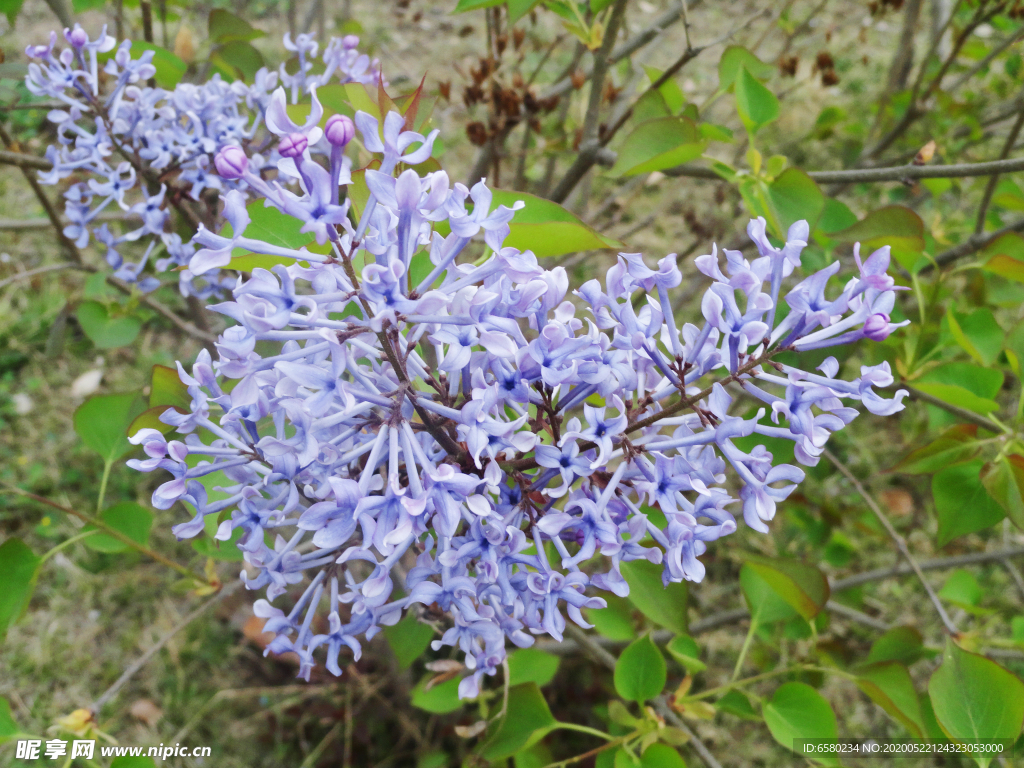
[863,313,891,341]
[325,114,355,148]
[342,35,360,49]
[66,26,89,48]
[279,132,308,159]
[214,145,249,179]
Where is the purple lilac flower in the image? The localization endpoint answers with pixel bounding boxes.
[127,104,909,701]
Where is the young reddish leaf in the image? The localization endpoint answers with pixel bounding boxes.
[856,662,926,739]
[742,554,830,620]
[890,424,980,474]
[981,455,1024,531]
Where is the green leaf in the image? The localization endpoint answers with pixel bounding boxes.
[734,65,780,133]
[82,502,154,553]
[856,662,926,739]
[208,8,265,43]
[938,569,982,608]
[608,117,705,178]
[762,682,840,766]
[411,676,463,714]
[643,66,685,113]
[614,635,667,703]
[111,758,158,768]
[831,205,925,270]
[454,0,505,10]
[665,634,706,673]
[76,301,142,350]
[918,362,1003,399]
[0,696,21,742]
[74,393,148,463]
[739,564,797,624]
[507,647,560,688]
[912,381,1000,415]
[130,43,187,89]
[933,461,1005,547]
[149,365,191,411]
[947,308,1004,366]
[634,742,686,768]
[891,424,981,473]
[716,689,759,720]
[191,526,245,561]
[768,168,825,234]
[817,197,858,235]
[742,554,829,620]
[480,683,557,761]
[223,201,323,260]
[476,189,624,259]
[717,46,775,91]
[211,41,265,81]
[621,559,688,634]
[514,742,553,768]
[981,233,1024,283]
[984,253,1024,283]
[0,538,40,642]
[867,626,928,666]
[1,0,25,25]
[508,0,543,24]
[633,89,672,124]
[586,594,636,641]
[383,614,434,670]
[981,455,1024,530]
[928,638,1024,766]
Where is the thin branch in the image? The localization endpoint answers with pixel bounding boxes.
[652,698,725,768]
[663,155,1024,184]
[903,383,1004,432]
[832,544,1024,590]
[0,212,140,231]
[90,583,240,713]
[0,263,86,289]
[823,447,961,636]
[949,26,1024,93]
[564,624,719,768]
[548,0,629,204]
[540,1,702,101]
[0,150,54,170]
[933,214,1024,267]
[975,103,1024,234]
[3,485,207,582]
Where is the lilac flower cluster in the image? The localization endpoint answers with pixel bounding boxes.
[25,25,379,297]
[128,91,908,696]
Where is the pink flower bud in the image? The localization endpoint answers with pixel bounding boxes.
[279,132,308,159]
[214,145,249,179]
[342,35,360,49]
[863,313,891,341]
[325,114,355,148]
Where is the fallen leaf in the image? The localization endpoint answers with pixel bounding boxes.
[129,699,163,727]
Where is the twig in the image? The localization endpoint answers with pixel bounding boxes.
[540,1,704,101]
[933,214,1024,267]
[0,263,86,289]
[826,600,891,632]
[664,155,1024,184]
[652,697,724,768]
[548,0,629,204]
[563,625,717,768]
[949,26,1024,93]
[0,124,215,343]
[975,103,1024,234]
[823,447,960,636]
[902,383,1004,432]
[300,722,342,768]
[2,485,207,582]
[832,545,1024,590]
[885,0,924,95]
[90,583,240,713]
[0,150,54,170]
[0,212,141,231]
